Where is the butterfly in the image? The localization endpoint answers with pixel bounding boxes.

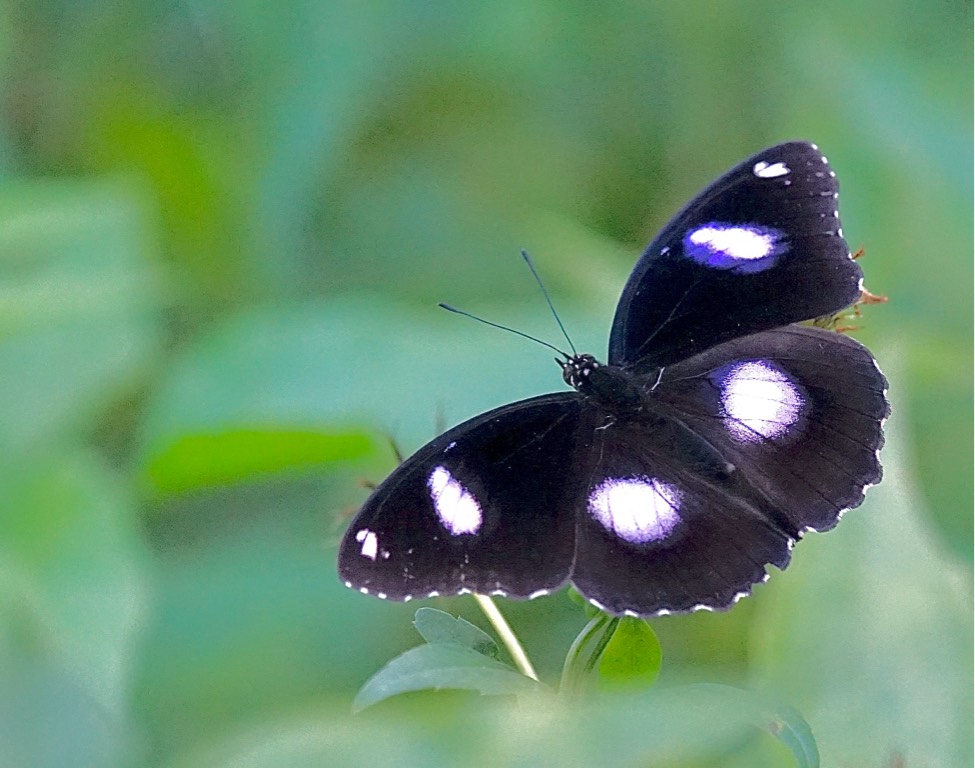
[338,141,889,617]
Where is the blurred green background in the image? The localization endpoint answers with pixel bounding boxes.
[0,1,971,766]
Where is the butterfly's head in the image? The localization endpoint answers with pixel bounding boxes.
[560,353,601,389]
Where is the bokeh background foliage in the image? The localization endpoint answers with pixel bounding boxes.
[0,1,971,766]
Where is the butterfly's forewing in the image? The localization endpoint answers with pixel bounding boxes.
[609,142,861,369]
[339,394,586,601]
[650,324,889,533]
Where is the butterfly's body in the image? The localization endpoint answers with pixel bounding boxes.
[562,354,649,412]
[339,142,888,616]
[565,354,739,487]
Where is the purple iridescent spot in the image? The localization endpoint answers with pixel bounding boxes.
[683,222,787,273]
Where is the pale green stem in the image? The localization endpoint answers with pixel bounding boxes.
[473,593,539,681]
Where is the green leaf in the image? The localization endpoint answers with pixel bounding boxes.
[144,427,377,494]
[0,178,164,454]
[250,1,403,289]
[0,452,151,715]
[413,608,499,659]
[766,703,820,768]
[157,712,437,768]
[597,616,662,690]
[491,683,816,766]
[161,684,816,768]
[352,643,545,713]
[682,684,819,768]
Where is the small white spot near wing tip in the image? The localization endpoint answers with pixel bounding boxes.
[357,528,379,560]
[528,588,550,600]
[810,142,820,150]
[753,160,790,178]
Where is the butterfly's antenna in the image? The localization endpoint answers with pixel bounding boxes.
[520,250,577,356]
[438,303,570,359]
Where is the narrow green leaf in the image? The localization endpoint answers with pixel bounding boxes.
[691,684,819,768]
[597,616,662,690]
[413,608,499,658]
[144,427,376,494]
[352,643,545,713]
[765,703,820,768]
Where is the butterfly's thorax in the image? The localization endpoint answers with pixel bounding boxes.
[563,353,741,488]
[562,354,648,412]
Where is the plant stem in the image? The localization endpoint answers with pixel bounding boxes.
[473,593,539,681]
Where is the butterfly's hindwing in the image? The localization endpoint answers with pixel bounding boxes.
[610,142,861,369]
[338,394,585,601]
[650,325,888,534]
[571,399,796,615]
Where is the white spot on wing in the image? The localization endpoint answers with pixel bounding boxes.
[719,361,803,442]
[683,223,786,272]
[689,226,773,261]
[428,465,483,536]
[753,160,790,178]
[355,528,378,561]
[588,476,682,544]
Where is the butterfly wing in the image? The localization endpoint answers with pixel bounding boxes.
[339,393,587,601]
[609,142,861,369]
[571,411,797,615]
[571,325,888,616]
[649,324,889,533]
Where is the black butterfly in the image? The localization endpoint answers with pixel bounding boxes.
[338,141,889,617]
